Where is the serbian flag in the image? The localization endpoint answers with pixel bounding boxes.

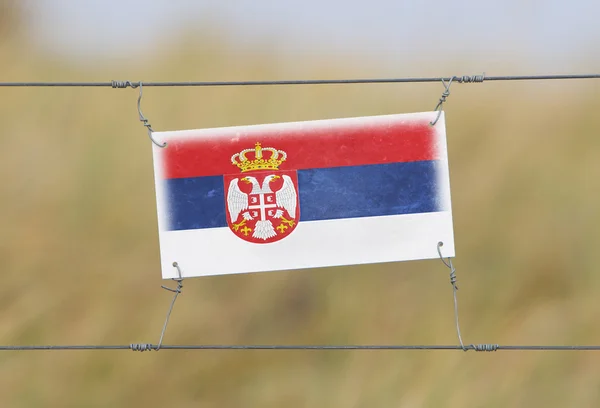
[151,111,454,279]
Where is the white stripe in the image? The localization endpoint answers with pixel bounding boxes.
[157,211,455,279]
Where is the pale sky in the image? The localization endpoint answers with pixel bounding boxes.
[23,0,600,72]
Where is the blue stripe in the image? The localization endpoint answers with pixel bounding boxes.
[164,175,226,231]
[164,161,443,231]
[297,161,442,221]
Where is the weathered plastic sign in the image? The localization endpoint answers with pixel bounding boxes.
[151,111,454,278]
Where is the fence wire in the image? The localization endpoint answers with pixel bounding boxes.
[2,71,600,353]
[1,344,600,352]
[0,73,599,88]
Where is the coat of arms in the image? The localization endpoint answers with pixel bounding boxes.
[224,142,300,243]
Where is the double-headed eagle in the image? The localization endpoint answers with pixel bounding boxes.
[227,174,297,240]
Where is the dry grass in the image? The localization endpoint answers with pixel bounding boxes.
[2,7,600,407]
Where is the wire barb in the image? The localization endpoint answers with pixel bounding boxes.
[130,343,154,352]
[111,80,139,89]
[470,344,499,352]
[455,73,486,83]
[136,82,166,148]
[155,262,184,351]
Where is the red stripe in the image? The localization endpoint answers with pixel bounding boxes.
[160,117,437,179]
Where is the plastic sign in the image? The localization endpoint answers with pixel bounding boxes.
[151,111,455,279]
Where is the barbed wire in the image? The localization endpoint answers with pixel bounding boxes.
[0,73,598,88]
[0,344,599,352]
[2,73,599,354]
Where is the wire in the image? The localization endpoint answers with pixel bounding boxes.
[1,73,598,353]
[0,74,599,87]
[0,344,600,352]
[156,262,184,350]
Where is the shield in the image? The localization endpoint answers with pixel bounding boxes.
[224,169,300,244]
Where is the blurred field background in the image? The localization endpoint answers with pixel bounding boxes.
[2,1,600,407]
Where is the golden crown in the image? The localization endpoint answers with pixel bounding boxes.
[231,142,287,172]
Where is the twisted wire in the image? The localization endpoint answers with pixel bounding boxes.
[130,343,154,352]
[430,77,455,126]
[135,82,166,147]
[156,262,184,350]
[436,242,499,352]
[454,74,486,83]
[112,80,139,89]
